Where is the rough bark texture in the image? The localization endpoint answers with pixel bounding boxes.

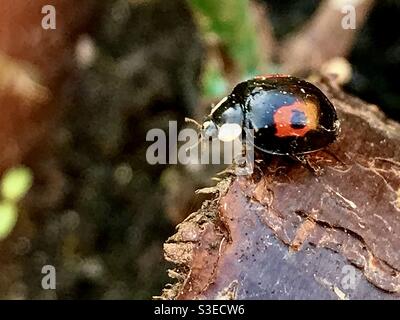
[161,77,400,300]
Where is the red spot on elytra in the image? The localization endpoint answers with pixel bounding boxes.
[273,101,318,137]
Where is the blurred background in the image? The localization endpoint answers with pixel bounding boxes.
[0,0,398,299]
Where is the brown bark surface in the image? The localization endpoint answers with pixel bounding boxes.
[161,77,400,300]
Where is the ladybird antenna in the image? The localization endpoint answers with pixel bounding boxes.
[185,117,202,129]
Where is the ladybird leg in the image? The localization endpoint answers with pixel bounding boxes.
[232,143,254,176]
[323,149,347,167]
[290,154,324,176]
[215,167,237,177]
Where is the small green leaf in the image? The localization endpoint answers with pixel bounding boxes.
[1,166,33,202]
[0,201,18,240]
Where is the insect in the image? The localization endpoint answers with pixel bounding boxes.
[198,75,340,157]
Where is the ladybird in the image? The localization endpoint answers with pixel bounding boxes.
[201,75,340,156]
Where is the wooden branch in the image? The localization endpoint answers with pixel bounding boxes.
[279,0,375,75]
[161,77,400,300]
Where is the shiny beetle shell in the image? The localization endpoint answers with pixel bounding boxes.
[204,75,340,155]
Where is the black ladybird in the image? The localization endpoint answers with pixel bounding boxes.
[202,75,340,155]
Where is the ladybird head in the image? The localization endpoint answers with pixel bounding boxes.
[202,119,243,143]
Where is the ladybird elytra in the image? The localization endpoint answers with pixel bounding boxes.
[201,75,340,156]
[273,100,319,138]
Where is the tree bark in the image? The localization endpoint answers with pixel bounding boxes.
[161,77,400,300]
